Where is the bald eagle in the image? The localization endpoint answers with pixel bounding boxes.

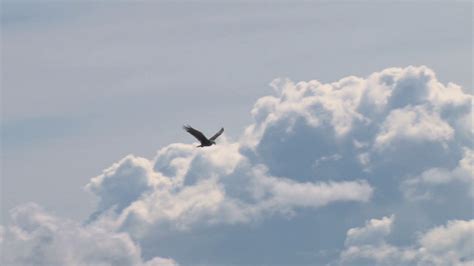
[183,125,224,147]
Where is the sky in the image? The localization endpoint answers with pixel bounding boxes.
[1,1,473,265]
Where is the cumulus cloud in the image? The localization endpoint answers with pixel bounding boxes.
[245,66,471,147]
[240,66,471,187]
[345,215,395,246]
[86,143,373,232]
[1,203,176,266]
[402,147,474,200]
[86,155,163,215]
[82,65,471,263]
[340,216,474,266]
[3,65,472,265]
[374,105,454,149]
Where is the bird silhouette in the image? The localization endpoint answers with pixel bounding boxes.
[183,125,224,147]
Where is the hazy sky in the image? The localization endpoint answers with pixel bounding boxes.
[1,2,472,265]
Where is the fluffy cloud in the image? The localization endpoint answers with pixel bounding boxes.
[0,203,176,266]
[86,143,373,232]
[245,66,470,146]
[418,219,474,265]
[240,66,471,189]
[340,216,474,266]
[2,66,472,265]
[374,105,454,148]
[345,215,395,246]
[402,147,474,200]
[83,65,471,264]
[86,155,163,215]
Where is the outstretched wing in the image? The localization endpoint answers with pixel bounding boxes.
[183,125,209,143]
[209,127,224,141]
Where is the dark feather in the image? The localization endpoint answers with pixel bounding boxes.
[209,127,224,141]
[183,125,209,144]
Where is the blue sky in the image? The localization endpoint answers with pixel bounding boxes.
[1,2,473,265]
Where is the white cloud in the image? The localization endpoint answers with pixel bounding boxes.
[86,143,373,232]
[251,166,372,210]
[3,65,472,265]
[345,215,395,246]
[374,105,454,149]
[1,203,176,266]
[418,219,474,265]
[81,65,470,263]
[86,155,165,214]
[402,148,474,200]
[340,216,474,266]
[244,66,471,150]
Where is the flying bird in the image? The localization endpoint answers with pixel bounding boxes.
[183,125,224,147]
